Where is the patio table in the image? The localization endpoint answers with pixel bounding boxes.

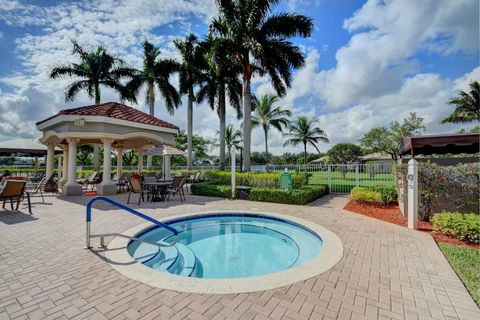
[143,181,172,202]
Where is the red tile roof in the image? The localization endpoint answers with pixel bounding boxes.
[36,102,179,130]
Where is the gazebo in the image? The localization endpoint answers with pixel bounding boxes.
[36,102,179,196]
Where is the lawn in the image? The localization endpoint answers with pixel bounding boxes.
[439,243,480,305]
[307,171,395,193]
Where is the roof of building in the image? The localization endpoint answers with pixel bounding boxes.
[36,102,179,130]
[358,152,393,161]
[400,133,480,156]
[0,139,62,156]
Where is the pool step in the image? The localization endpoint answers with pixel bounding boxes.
[168,243,196,277]
[145,245,178,271]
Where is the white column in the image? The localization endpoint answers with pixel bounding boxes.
[63,138,82,195]
[407,159,418,230]
[57,154,62,180]
[164,155,171,180]
[62,146,69,185]
[231,149,236,199]
[45,143,55,179]
[138,150,144,172]
[146,155,153,170]
[97,139,116,195]
[117,148,123,177]
[93,144,100,170]
[102,139,113,184]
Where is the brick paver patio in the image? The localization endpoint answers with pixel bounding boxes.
[0,193,478,320]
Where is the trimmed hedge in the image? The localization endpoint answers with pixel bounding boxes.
[190,182,328,205]
[367,185,397,204]
[205,171,309,189]
[431,212,480,244]
[349,187,383,204]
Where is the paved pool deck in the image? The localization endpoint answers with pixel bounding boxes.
[0,193,478,320]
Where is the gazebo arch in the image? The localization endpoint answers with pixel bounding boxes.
[36,102,179,196]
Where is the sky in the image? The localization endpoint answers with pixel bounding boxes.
[0,0,478,154]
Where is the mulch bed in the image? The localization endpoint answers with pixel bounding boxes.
[344,201,480,250]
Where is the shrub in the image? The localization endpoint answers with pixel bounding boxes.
[368,185,397,204]
[248,185,328,205]
[190,183,233,198]
[190,182,328,205]
[349,187,383,204]
[431,212,480,244]
[205,171,309,189]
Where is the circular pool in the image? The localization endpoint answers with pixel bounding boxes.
[106,211,343,293]
[128,214,323,279]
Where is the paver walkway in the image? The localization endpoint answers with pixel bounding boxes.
[0,193,478,320]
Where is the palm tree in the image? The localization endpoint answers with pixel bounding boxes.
[174,34,203,170]
[213,124,243,165]
[196,36,242,170]
[252,95,291,164]
[284,116,329,164]
[210,0,314,171]
[442,81,480,124]
[126,41,180,116]
[50,39,134,104]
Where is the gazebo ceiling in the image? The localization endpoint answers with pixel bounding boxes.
[36,102,180,149]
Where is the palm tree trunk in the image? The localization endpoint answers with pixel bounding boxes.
[242,73,252,171]
[146,84,155,169]
[94,81,101,169]
[219,81,226,171]
[304,143,307,164]
[264,129,268,165]
[187,88,194,170]
[94,82,100,105]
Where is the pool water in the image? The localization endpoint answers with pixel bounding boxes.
[127,214,323,279]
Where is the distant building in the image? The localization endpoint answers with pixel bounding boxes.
[358,152,394,165]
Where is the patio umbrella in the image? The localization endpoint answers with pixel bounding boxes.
[144,145,185,180]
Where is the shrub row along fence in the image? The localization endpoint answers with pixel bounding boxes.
[396,162,480,221]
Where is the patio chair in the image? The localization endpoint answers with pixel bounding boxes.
[29,171,45,184]
[127,178,150,205]
[0,180,31,213]
[166,176,186,202]
[26,174,57,201]
[198,172,206,182]
[80,171,100,191]
[113,172,129,193]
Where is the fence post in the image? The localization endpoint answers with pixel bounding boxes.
[355,165,359,187]
[407,159,418,230]
[327,164,332,192]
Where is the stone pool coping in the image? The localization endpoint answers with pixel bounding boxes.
[105,210,343,294]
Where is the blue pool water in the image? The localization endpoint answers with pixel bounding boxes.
[127,214,323,279]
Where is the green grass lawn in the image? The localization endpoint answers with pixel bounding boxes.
[439,243,480,305]
[307,171,394,192]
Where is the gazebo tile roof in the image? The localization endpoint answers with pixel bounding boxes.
[36,102,178,130]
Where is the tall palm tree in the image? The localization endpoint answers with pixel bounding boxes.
[284,116,329,164]
[126,40,180,116]
[174,34,203,170]
[50,40,134,104]
[210,0,314,171]
[442,81,480,124]
[213,124,243,165]
[252,95,291,164]
[197,36,242,170]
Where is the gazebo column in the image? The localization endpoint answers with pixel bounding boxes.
[93,144,100,170]
[57,154,62,181]
[146,155,153,170]
[63,138,82,196]
[138,150,144,172]
[97,138,116,195]
[60,145,69,187]
[117,148,123,177]
[164,155,172,180]
[45,143,55,179]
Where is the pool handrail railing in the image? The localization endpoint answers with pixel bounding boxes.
[85,196,178,249]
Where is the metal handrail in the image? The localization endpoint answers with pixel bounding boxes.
[85,196,178,249]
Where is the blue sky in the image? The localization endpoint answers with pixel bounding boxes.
[0,0,478,153]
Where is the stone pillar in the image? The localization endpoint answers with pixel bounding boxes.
[61,146,69,187]
[57,154,62,180]
[146,155,153,170]
[97,138,116,195]
[45,143,55,179]
[93,144,100,170]
[163,155,171,180]
[138,150,144,172]
[117,148,123,177]
[407,159,418,230]
[63,138,82,195]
